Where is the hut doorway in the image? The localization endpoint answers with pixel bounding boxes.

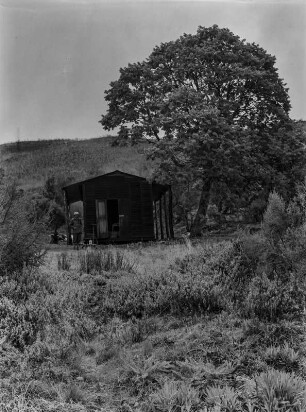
[96,200,108,238]
[96,199,119,239]
[107,199,119,238]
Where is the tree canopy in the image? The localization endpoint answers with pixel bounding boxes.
[101,25,305,235]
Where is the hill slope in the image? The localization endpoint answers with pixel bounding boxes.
[0,136,152,190]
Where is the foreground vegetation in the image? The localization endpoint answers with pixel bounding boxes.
[1,187,306,411]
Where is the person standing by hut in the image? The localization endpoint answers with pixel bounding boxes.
[70,211,82,249]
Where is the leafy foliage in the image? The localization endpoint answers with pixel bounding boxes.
[101,25,306,235]
[262,191,288,241]
[0,172,45,276]
[102,25,290,137]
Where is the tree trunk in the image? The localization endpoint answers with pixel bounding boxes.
[190,179,212,237]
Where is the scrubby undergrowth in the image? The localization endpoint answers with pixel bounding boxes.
[2,188,306,410]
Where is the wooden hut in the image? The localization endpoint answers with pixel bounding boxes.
[62,170,174,244]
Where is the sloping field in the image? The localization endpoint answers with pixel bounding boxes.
[0,136,151,190]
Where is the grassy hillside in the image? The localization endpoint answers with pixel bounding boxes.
[0,136,152,191]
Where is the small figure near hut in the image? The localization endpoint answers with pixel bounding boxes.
[70,211,82,249]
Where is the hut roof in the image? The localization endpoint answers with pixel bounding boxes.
[63,170,169,204]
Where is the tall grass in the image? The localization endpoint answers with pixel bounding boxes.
[78,249,137,274]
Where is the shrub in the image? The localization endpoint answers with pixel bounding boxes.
[287,179,306,228]
[217,233,265,307]
[0,176,45,276]
[245,197,267,223]
[216,189,306,322]
[0,269,96,351]
[262,191,288,242]
[0,268,55,349]
[242,271,305,321]
[99,268,225,320]
[0,297,37,349]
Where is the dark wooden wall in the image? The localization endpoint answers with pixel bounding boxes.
[83,175,155,242]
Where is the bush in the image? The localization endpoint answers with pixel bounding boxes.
[0,269,96,350]
[242,271,305,321]
[245,197,267,223]
[262,191,288,242]
[0,296,38,348]
[0,266,56,349]
[96,261,225,320]
[0,176,45,276]
[216,189,306,322]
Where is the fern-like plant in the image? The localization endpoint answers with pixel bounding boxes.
[205,385,241,411]
[148,380,201,412]
[254,369,306,411]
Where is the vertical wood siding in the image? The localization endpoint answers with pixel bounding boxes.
[83,175,155,242]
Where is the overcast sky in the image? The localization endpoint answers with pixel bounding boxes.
[0,0,305,144]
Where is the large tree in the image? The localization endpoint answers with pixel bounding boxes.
[101,25,305,236]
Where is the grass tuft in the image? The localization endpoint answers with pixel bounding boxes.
[78,249,137,274]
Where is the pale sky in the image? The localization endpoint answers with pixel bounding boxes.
[1,0,305,143]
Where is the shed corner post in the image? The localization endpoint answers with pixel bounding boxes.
[63,189,71,245]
